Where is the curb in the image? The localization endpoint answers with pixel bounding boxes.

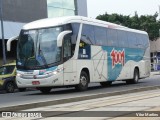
[150,71,160,76]
[0,85,160,111]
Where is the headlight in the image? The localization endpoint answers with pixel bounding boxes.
[17,73,22,77]
[53,71,58,75]
[52,68,64,75]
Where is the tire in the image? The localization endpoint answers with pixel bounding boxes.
[18,88,26,92]
[75,71,89,91]
[126,80,132,84]
[126,68,139,84]
[132,68,139,84]
[5,82,15,93]
[39,87,52,94]
[100,81,112,87]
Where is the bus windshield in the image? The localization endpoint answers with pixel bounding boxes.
[17,27,62,69]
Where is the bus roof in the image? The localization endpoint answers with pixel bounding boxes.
[23,16,147,35]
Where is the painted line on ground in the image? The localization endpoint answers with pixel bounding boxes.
[0,85,160,111]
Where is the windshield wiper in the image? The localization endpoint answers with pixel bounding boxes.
[37,44,48,68]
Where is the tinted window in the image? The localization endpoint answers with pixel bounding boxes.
[117,30,128,47]
[107,29,118,46]
[136,33,149,48]
[81,24,95,44]
[0,66,15,75]
[63,37,71,58]
[127,32,137,48]
[136,34,143,48]
[142,34,149,48]
[71,23,80,44]
[94,26,107,45]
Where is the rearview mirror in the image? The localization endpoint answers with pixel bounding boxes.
[7,36,18,51]
[57,30,72,47]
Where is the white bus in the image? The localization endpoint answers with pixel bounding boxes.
[8,16,150,93]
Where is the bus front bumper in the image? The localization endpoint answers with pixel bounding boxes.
[16,73,63,88]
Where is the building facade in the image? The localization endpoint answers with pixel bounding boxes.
[0,0,87,39]
[0,0,87,64]
[47,0,75,18]
[47,0,88,18]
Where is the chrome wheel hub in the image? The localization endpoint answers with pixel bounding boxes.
[80,76,87,86]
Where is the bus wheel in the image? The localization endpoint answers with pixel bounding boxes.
[126,80,132,84]
[126,68,139,84]
[5,82,15,93]
[75,71,89,91]
[18,88,26,92]
[39,87,52,94]
[132,68,139,84]
[100,81,112,87]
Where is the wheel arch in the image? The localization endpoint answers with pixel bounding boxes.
[134,66,140,78]
[81,68,90,83]
[4,79,17,88]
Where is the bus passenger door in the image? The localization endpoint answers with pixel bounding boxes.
[63,35,74,85]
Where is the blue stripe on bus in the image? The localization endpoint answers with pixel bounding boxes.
[39,66,58,75]
[102,46,145,81]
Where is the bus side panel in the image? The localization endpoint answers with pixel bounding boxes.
[63,59,77,85]
[102,46,147,81]
[75,43,94,84]
[76,60,93,83]
[125,48,144,79]
[102,46,131,81]
[139,47,151,78]
[91,46,107,82]
[126,47,150,79]
[116,47,149,80]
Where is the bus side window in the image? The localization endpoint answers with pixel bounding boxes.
[127,32,137,48]
[81,34,91,45]
[71,35,76,54]
[136,33,149,49]
[71,23,80,55]
[136,34,143,48]
[81,24,95,44]
[107,29,118,46]
[117,30,128,47]
[94,26,107,46]
[142,34,149,48]
[63,35,72,61]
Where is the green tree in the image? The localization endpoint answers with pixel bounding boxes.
[96,12,160,40]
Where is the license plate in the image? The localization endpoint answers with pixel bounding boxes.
[32,81,40,85]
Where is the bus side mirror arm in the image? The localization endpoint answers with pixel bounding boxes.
[7,36,19,51]
[57,30,72,47]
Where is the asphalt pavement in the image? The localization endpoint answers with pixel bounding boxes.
[0,73,160,111]
[1,89,160,120]
[27,89,160,119]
